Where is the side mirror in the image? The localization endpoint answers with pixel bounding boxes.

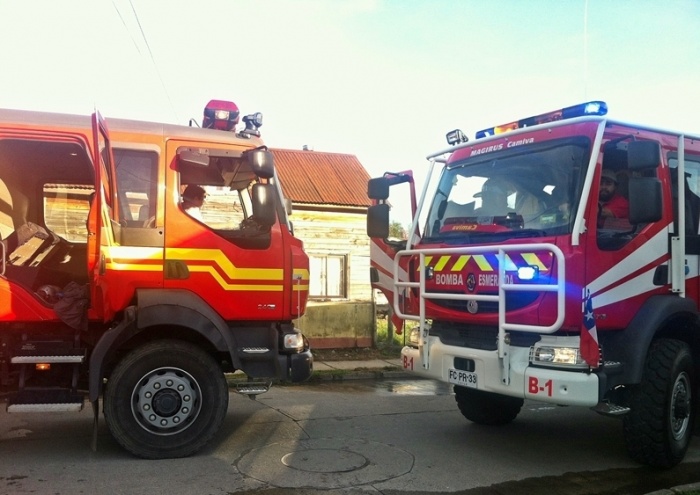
[251,184,276,227]
[368,177,390,200]
[628,178,662,224]
[628,141,661,171]
[246,148,274,179]
[367,204,390,238]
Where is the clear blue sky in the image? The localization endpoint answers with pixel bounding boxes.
[1,0,699,184]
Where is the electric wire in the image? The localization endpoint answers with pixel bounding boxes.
[114,0,179,123]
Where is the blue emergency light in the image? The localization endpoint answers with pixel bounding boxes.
[475,101,608,139]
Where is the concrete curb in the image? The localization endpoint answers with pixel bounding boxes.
[226,358,411,386]
[646,482,700,494]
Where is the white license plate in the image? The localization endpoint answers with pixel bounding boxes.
[448,368,477,388]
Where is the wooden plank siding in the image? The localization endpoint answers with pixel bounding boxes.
[290,206,371,301]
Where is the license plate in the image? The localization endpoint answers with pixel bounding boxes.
[448,368,477,389]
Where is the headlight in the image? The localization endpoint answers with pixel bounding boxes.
[283,332,304,351]
[530,338,589,369]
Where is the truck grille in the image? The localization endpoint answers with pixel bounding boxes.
[431,321,541,351]
[431,290,540,313]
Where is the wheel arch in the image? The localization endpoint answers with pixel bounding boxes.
[602,295,700,385]
[89,289,239,402]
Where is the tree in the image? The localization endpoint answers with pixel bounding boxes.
[389,220,407,240]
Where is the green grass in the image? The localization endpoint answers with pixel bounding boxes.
[375,316,407,348]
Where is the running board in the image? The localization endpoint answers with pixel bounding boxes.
[7,389,84,413]
[592,401,630,416]
[12,346,86,364]
[234,381,271,399]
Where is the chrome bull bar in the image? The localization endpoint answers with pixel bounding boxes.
[392,243,566,385]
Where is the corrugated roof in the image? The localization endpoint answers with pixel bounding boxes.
[271,148,372,207]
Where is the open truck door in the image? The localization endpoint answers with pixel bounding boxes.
[90,111,118,322]
[367,170,418,334]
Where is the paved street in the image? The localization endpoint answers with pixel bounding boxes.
[1,379,699,495]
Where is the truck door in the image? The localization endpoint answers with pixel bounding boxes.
[89,112,119,322]
[367,171,418,332]
[669,145,700,302]
[585,139,668,330]
[163,141,288,321]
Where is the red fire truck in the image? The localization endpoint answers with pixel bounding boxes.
[0,101,312,458]
[368,101,699,467]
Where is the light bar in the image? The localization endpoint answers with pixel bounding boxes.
[475,101,608,139]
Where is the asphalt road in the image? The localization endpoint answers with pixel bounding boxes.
[1,378,699,495]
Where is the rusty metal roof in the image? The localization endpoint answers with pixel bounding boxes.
[271,148,372,207]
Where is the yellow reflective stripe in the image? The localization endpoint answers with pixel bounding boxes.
[105,262,163,271]
[434,256,451,271]
[522,253,547,270]
[451,255,470,272]
[473,255,492,271]
[166,248,283,280]
[188,265,282,291]
[504,255,518,271]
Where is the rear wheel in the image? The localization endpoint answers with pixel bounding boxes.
[623,338,694,467]
[104,340,229,459]
[454,386,523,425]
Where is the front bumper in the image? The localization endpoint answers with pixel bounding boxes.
[401,340,600,407]
[279,334,314,383]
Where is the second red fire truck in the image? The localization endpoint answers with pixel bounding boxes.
[368,101,699,467]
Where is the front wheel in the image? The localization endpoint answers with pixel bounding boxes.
[623,338,695,468]
[454,386,523,425]
[104,340,229,459]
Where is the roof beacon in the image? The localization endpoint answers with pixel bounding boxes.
[475,100,608,139]
[203,100,240,131]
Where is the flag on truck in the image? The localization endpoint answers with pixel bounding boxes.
[581,289,600,368]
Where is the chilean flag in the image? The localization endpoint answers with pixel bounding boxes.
[581,290,600,368]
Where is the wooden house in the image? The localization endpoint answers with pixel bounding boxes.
[272,148,375,348]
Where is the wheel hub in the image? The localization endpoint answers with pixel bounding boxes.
[670,372,691,441]
[132,367,201,434]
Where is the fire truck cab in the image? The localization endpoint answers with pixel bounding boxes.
[0,101,312,459]
[368,101,699,467]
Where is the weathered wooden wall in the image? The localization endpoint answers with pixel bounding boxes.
[289,206,372,301]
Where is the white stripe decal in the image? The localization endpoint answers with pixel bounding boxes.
[588,224,671,308]
[370,241,408,282]
[594,266,659,309]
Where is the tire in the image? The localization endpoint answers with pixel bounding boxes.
[454,386,523,425]
[104,340,229,459]
[622,338,695,468]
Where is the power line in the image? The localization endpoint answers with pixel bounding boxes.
[111,1,141,55]
[126,0,179,122]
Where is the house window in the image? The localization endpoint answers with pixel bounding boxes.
[309,254,346,298]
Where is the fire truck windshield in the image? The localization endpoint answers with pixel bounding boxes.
[424,137,591,242]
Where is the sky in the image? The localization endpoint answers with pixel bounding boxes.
[1,0,700,208]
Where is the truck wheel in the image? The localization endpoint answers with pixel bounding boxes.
[454,386,523,425]
[104,340,229,459]
[622,338,694,468]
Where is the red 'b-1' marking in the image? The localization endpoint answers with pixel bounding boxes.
[528,376,553,397]
[403,355,414,370]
